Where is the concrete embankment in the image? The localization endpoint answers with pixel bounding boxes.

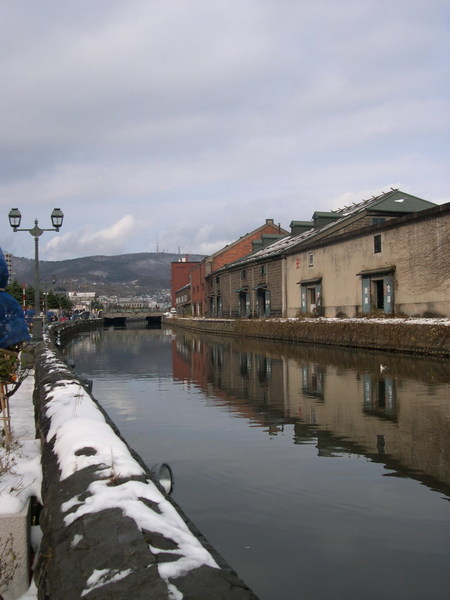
[165,317,450,357]
[31,326,259,600]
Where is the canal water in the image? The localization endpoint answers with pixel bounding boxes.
[65,323,450,600]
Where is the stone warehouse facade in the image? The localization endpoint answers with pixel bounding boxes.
[171,190,450,319]
[286,202,449,318]
[208,256,285,318]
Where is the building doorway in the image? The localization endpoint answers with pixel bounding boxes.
[238,291,250,318]
[256,288,271,317]
[373,279,384,310]
[300,279,322,315]
[360,271,395,315]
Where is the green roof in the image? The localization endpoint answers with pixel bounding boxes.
[369,190,436,214]
[312,211,339,219]
[290,220,313,227]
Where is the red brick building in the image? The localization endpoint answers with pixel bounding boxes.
[191,261,207,316]
[191,219,288,316]
[170,255,200,309]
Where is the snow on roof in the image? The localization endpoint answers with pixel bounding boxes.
[223,227,316,268]
[220,189,432,271]
[330,188,397,216]
[233,191,402,267]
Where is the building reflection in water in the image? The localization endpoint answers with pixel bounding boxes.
[171,330,450,495]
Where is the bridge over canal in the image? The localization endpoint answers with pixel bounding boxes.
[101,309,165,326]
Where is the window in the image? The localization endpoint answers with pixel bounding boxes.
[374,235,382,254]
[260,264,266,276]
[372,217,386,225]
[241,269,246,280]
[308,252,314,267]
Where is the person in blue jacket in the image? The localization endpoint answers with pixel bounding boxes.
[0,248,31,350]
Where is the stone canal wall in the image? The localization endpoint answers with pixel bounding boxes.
[33,329,259,600]
[165,317,450,357]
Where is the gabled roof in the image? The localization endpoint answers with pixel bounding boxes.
[217,189,436,271]
[304,189,436,245]
[220,226,315,269]
[175,282,191,294]
[332,188,435,217]
[206,219,288,262]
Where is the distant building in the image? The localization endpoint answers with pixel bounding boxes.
[191,219,288,317]
[170,255,200,309]
[4,252,13,281]
[68,291,97,312]
[175,283,192,316]
[115,298,156,309]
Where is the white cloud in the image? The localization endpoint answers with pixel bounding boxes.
[0,0,448,260]
[44,215,145,260]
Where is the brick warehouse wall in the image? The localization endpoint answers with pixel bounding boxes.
[170,259,199,308]
[190,220,287,316]
[191,261,206,316]
[212,259,284,318]
[267,260,283,315]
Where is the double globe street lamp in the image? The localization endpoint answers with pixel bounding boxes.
[8,208,64,342]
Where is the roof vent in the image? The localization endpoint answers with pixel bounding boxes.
[290,221,314,235]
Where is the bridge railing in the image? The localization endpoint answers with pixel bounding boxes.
[102,308,166,315]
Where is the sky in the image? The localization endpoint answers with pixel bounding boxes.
[0,0,449,261]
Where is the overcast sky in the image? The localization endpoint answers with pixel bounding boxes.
[1,0,449,261]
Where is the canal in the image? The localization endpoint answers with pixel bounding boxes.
[65,323,450,600]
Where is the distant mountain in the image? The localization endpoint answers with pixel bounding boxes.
[10,252,205,296]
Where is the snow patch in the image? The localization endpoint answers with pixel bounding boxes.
[62,477,218,579]
[0,372,42,514]
[81,568,132,597]
[43,348,219,586]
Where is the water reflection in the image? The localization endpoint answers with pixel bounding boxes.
[171,329,450,495]
[67,324,174,377]
[67,325,450,600]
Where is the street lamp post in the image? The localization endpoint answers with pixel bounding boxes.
[8,208,64,342]
[43,275,57,327]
